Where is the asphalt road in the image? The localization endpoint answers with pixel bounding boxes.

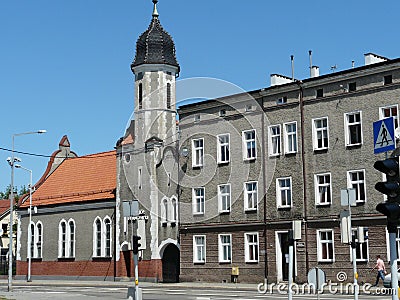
[0,285,396,300]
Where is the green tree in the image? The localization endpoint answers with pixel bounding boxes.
[0,185,28,200]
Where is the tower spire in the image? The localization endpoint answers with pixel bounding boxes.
[152,0,159,18]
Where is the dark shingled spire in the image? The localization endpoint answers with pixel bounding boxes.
[131,0,180,72]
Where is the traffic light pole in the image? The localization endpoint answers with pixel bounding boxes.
[348,195,359,300]
[134,253,140,300]
[389,232,398,300]
[288,230,294,300]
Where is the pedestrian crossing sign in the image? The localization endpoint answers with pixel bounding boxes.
[373,117,395,154]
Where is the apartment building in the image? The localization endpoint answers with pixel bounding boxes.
[178,53,400,284]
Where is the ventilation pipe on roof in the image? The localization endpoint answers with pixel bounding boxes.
[309,50,312,77]
[291,55,294,81]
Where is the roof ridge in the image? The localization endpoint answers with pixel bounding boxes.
[34,188,115,201]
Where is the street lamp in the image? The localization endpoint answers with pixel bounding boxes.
[7,130,46,292]
[15,164,32,282]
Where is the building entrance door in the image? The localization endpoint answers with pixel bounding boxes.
[162,244,180,283]
[276,231,290,282]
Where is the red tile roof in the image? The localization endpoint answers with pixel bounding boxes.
[20,151,116,208]
[0,200,10,215]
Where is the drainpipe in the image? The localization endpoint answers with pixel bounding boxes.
[297,81,310,272]
[260,96,269,280]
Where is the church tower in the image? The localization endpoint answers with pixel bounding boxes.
[117,0,180,283]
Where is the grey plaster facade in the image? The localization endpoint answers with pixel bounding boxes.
[178,55,400,284]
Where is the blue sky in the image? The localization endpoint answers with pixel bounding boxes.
[1,0,399,192]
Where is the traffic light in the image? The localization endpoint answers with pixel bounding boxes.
[376,202,400,232]
[132,235,141,255]
[374,157,400,233]
[374,157,400,202]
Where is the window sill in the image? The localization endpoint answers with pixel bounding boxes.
[245,260,259,264]
[57,257,75,262]
[277,205,292,210]
[268,153,280,158]
[218,261,232,264]
[346,143,362,148]
[28,258,42,262]
[192,165,203,169]
[245,208,258,213]
[284,151,297,156]
[219,210,230,215]
[193,261,206,265]
[316,203,331,207]
[217,161,230,165]
[243,157,257,162]
[313,148,329,153]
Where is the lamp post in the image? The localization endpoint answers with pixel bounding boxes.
[7,130,46,292]
[15,164,32,282]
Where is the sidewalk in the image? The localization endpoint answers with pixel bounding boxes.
[0,278,257,291]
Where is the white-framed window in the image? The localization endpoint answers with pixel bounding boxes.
[312,117,329,150]
[276,177,292,208]
[244,232,259,263]
[28,221,43,259]
[380,104,398,129]
[138,167,142,190]
[351,227,369,262]
[58,219,75,258]
[242,129,256,160]
[317,229,334,262]
[345,111,363,146]
[170,197,178,223]
[93,216,112,258]
[268,125,281,156]
[218,184,231,213]
[192,187,205,215]
[218,234,232,263]
[193,235,206,263]
[161,198,168,223]
[284,122,297,154]
[192,138,204,167]
[244,181,258,211]
[315,173,332,205]
[217,134,230,164]
[347,169,366,203]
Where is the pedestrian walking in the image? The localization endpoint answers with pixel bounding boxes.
[371,255,386,286]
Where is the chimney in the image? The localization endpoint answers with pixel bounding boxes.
[270,74,293,87]
[364,53,388,66]
[310,66,320,78]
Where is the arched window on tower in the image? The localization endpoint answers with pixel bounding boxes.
[138,83,143,109]
[170,197,178,224]
[161,198,168,225]
[167,83,171,109]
